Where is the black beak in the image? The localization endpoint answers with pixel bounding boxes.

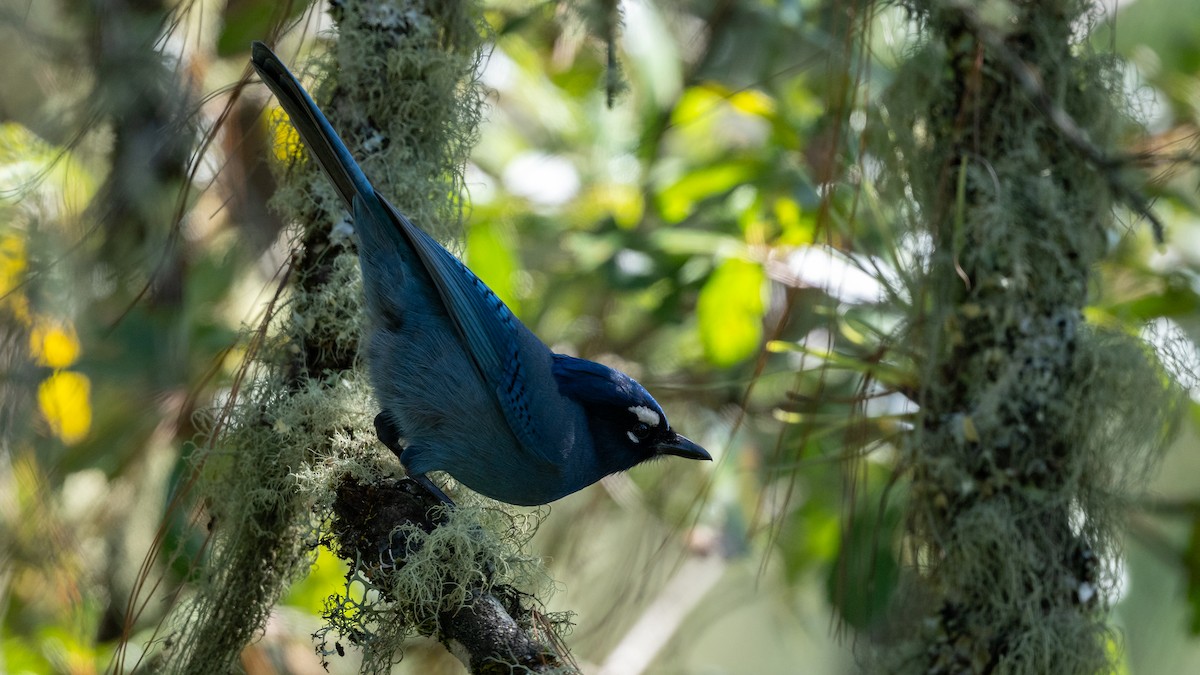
[656,432,712,461]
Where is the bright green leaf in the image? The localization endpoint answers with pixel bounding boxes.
[657,161,757,223]
[466,219,522,317]
[662,159,753,220]
[696,258,765,366]
[283,546,350,615]
[577,183,645,229]
[671,85,727,128]
[3,634,54,674]
[727,89,777,118]
[774,196,817,245]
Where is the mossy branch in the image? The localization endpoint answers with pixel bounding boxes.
[945,0,1164,242]
[871,1,1183,673]
[327,478,570,673]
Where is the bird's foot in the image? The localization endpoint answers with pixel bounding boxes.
[413,473,456,507]
[374,412,404,459]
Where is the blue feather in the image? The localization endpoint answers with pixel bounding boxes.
[552,355,663,413]
[374,198,546,457]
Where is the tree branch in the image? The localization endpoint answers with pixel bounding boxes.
[331,477,571,674]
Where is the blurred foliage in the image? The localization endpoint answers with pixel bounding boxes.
[696,258,765,367]
[0,0,1199,673]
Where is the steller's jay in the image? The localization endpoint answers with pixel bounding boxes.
[251,42,710,506]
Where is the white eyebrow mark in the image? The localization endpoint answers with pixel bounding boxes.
[628,405,661,427]
[626,431,639,443]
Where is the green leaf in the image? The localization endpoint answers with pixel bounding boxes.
[657,161,758,223]
[216,0,312,58]
[283,546,350,615]
[696,258,765,366]
[2,634,54,674]
[827,506,901,630]
[466,219,522,317]
[1108,281,1200,321]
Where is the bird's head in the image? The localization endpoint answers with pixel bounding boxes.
[552,354,711,474]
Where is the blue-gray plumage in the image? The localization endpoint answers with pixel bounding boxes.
[251,42,710,506]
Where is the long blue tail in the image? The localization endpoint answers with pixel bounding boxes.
[250,42,373,213]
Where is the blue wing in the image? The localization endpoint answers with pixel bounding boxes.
[372,197,545,457]
[252,42,548,461]
[552,353,657,409]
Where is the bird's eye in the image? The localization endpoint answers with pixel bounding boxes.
[631,422,652,440]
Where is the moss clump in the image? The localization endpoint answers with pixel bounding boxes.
[312,482,569,673]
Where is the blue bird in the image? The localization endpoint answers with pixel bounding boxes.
[251,42,710,506]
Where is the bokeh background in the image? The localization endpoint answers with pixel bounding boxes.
[3,0,1200,673]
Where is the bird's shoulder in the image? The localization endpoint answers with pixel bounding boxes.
[551,353,650,409]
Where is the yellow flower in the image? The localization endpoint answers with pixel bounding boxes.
[30,319,81,368]
[38,370,92,445]
[271,107,302,163]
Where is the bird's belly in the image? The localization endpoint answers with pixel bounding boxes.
[367,319,510,440]
[366,319,565,496]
